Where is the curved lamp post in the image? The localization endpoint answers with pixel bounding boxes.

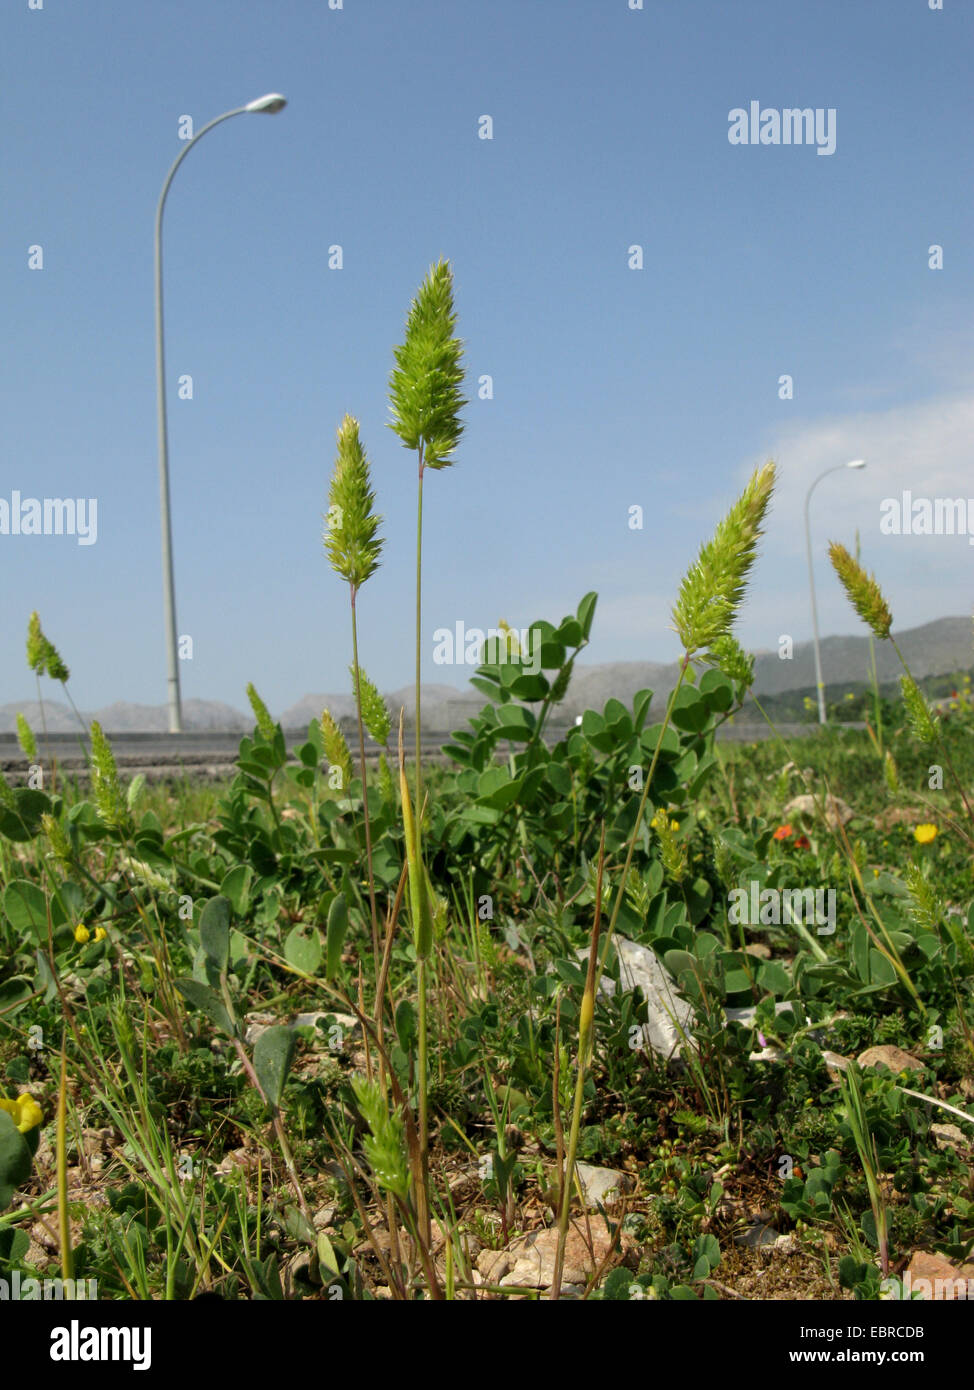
[155,93,287,733]
[804,458,867,724]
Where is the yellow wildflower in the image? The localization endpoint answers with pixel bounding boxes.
[0,1092,43,1133]
[914,824,938,845]
[94,926,107,943]
[74,923,90,944]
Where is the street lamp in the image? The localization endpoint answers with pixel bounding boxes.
[155,94,287,733]
[804,458,867,725]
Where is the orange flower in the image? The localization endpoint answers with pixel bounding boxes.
[794,835,811,850]
[773,824,793,841]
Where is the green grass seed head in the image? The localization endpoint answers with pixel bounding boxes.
[89,720,128,831]
[828,542,893,640]
[41,812,73,867]
[320,708,353,793]
[377,750,395,804]
[671,460,775,656]
[324,415,383,591]
[351,1075,410,1201]
[387,259,467,469]
[245,682,276,741]
[899,675,939,744]
[706,632,755,688]
[352,666,391,747]
[904,862,943,935]
[26,611,70,682]
[16,713,37,762]
[27,612,46,673]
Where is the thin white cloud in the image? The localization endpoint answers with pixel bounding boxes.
[572,393,974,657]
[738,391,974,642]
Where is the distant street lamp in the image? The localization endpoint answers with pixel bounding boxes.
[804,458,867,725]
[155,93,287,733]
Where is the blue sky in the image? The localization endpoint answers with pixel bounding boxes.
[2,0,972,715]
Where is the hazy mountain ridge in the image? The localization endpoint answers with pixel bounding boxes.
[2,616,969,733]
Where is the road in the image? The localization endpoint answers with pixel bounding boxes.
[0,720,850,784]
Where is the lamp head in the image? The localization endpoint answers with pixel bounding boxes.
[846,459,866,470]
[245,93,287,114]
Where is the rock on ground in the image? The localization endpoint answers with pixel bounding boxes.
[857,1044,924,1074]
[476,1217,634,1294]
[783,793,854,829]
[574,1163,634,1211]
[905,1251,974,1300]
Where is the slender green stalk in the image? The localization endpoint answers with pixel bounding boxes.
[398,713,433,1246]
[34,671,54,792]
[323,411,384,980]
[387,262,466,1272]
[412,453,430,1249]
[415,449,425,820]
[552,823,606,1299]
[416,954,430,1240]
[59,678,88,741]
[350,591,380,984]
[867,633,883,756]
[56,1039,73,1282]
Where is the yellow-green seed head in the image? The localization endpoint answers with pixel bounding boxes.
[672,461,775,656]
[388,260,467,469]
[352,667,391,747]
[377,750,395,803]
[351,1075,410,1201]
[41,812,73,867]
[706,633,755,689]
[27,612,45,673]
[320,709,353,792]
[828,543,893,640]
[324,416,383,589]
[26,612,69,681]
[16,713,37,762]
[89,720,129,831]
[904,862,942,935]
[899,675,939,744]
[245,682,276,741]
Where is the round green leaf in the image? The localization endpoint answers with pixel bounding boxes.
[285,925,322,976]
[0,1109,34,1209]
[3,880,49,944]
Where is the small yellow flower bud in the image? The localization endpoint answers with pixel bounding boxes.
[0,1092,43,1133]
[94,926,107,943]
[15,1093,43,1132]
[74,923,90,944]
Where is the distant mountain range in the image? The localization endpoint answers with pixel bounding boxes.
[2,615,970,734]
